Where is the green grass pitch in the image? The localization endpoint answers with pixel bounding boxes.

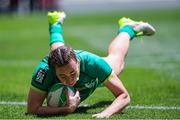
[0,8,180,119]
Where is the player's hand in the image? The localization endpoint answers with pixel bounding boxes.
[66,90,80,113]
[92,112,111,118]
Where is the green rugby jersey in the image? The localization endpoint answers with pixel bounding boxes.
[31,50,112,101]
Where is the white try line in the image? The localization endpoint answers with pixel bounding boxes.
[0,101,27,105]
[0,101,180,110]
[127,105,180,110]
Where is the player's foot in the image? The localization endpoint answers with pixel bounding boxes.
[118,17,156,36]
[48,11,66,25]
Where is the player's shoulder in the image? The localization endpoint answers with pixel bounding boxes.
[32,56,49,83]
[31,55,56,90]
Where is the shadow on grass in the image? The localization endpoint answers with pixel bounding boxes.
[75,100,112,113]
[25,112,68,118]
[25,101,112,117]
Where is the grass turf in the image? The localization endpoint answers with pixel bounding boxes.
[0,8,180,119]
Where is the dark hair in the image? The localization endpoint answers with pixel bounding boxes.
[48,45,77,67]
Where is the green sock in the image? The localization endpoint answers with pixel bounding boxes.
[49,23,64,45]
[118,25,135,40]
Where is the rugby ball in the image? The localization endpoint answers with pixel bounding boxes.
[47,83,76,107]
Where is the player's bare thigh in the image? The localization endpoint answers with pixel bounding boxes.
[102,56,124,76]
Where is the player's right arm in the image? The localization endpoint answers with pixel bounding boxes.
[27,57,80,115]
[27,88,79,115]
[48,11,66,51]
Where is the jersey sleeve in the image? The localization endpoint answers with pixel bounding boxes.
[82,51,112,83]
[31,58,55,93]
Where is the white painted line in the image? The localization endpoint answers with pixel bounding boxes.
[0,101,180,110]
[127,105,180,110]
[0,101,27,105]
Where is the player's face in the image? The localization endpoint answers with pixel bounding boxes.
[55,58,79,86]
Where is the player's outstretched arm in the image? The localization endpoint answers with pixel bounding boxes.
[27,88,80,115]
[92,72,130,118]
[48,11,66,51]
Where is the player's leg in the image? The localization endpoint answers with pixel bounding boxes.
[104,17,156,76]
[48,11,66,50]
[103,32,130,75]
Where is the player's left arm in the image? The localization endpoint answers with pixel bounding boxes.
[92,71,130,118]
[84,52,130,118]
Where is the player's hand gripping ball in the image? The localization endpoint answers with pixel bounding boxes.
[47,83,76,107]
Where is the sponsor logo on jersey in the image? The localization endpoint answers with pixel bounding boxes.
[35,68,46,84]
[84,78,97,88]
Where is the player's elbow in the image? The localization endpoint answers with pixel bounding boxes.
[27,110,36,115]
[118,92,131,107]
[27,108,37,115]
[124,92,131,106]
[27,104,39,115]
[127,94,131,106]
